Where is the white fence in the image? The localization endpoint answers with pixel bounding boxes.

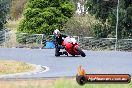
[0,31,132,51]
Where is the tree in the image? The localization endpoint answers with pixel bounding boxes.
[18,0,75,35]
[0,0,10,30]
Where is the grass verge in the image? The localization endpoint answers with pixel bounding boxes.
[0,60,35,75]
[0,78,131,88]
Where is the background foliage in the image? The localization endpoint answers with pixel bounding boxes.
[86,0,132,39]
[64,14,97,37]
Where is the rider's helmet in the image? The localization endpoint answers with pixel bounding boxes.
[53,29,61,38]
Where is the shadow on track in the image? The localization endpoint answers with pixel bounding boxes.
[54,55,81,57]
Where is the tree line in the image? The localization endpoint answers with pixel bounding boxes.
[0,0,131,39]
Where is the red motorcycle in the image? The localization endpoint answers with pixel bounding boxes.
[62,36,86,57]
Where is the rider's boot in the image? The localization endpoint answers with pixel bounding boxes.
[55,51,60,56]
[55,47,60,56]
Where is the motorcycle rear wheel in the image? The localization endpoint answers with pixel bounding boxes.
[75,47,86,57]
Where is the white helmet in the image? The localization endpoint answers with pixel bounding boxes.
[53,29,60,37]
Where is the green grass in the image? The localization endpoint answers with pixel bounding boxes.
[0,79,131,88]
[54,79,132,88]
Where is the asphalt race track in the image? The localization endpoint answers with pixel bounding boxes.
[0,48,132,79]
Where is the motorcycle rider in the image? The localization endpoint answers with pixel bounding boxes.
[53,29,68,56]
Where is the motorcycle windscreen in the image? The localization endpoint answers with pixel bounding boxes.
[63,37,71,45]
